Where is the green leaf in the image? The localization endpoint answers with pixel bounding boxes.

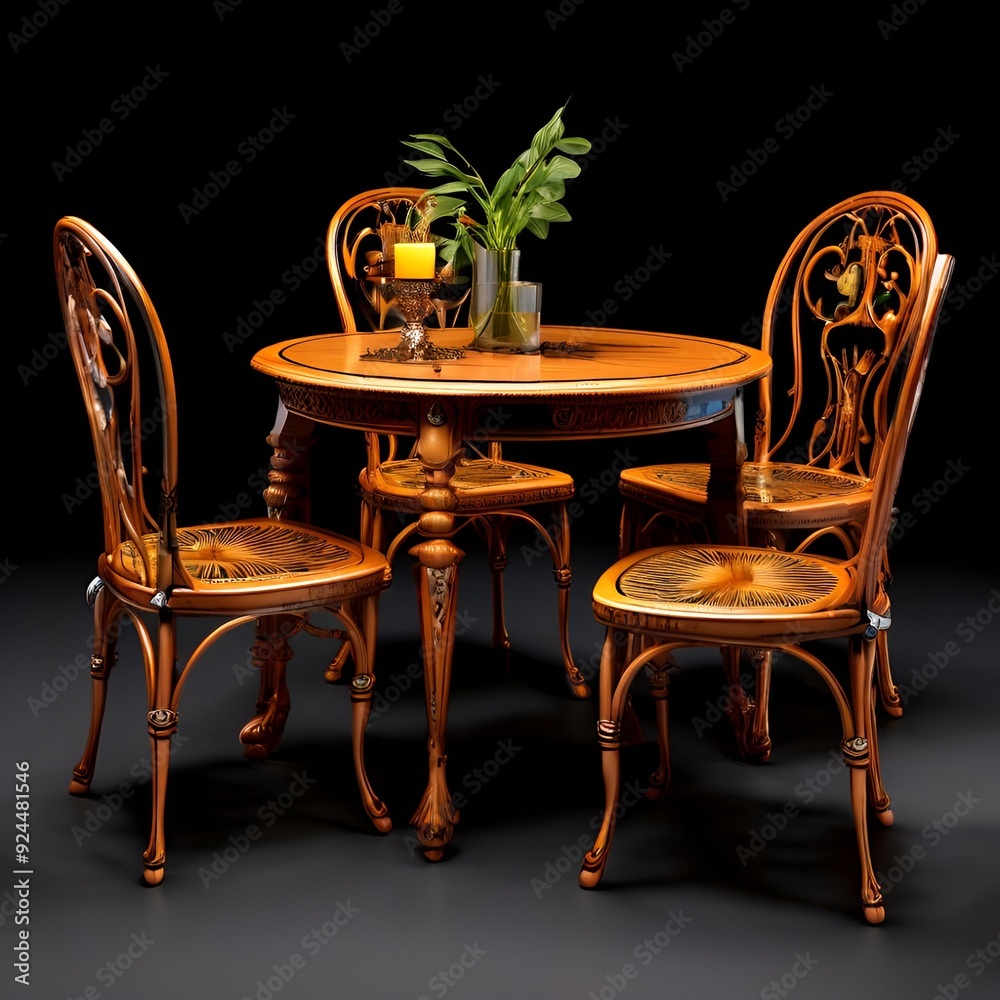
[528,202,572,222]
[555,136,592,155]
[543,154,582,180]
[402,139,448,160]
[525,217,551,240]
[490,161,526,209]
[422,181,480,197]
[529,179,567,204]
[408,133,464,156]
[528,105,567,163]
[403,159,481,186]
[400,103,587,250]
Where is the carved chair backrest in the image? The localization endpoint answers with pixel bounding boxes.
[851,251,953,610]
[756,192,938,481]
[54,216,186,593]
[326,186,470,335]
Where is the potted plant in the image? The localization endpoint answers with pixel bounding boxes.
[402,103,591,350]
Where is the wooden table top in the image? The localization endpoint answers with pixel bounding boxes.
[253,326,768,392]
[251,326,771,440]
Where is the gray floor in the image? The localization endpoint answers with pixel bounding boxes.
[5,542,999,1000]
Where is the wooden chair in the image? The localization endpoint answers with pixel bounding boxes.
[55,216,392,885]
[323,187,588,697]
[579,250,954,923]
[616,192,940,758]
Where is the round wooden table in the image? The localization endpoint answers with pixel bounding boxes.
[252,326,771,858]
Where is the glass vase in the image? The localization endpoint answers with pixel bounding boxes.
[471,246,541,353]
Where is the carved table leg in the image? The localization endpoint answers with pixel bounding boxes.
[704,392,748,547]
[240,615,294,760]
[263,400,316,522]
[406,399,466,861]
[240,402,318,754]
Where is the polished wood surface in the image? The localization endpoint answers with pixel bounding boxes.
[253,326,771,860]
[55,217,393,886]
[581,252,954,924]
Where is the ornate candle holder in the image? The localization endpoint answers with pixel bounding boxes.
[362,273,466,362]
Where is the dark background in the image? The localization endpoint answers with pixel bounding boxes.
[3,4,1000,1000]
[4,0,994,572]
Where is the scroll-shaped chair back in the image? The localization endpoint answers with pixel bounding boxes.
[758,192,938,480]
[55,216,183,595]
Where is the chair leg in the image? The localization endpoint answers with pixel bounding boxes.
[580,631,625,887]
[142,613,179,886]
[874,629,902,717]
[646,659,671,801]
[867,672,894,826]
[69,579,122,795]
[548,501,588,699]
[744,647,774,763]
[344,594,391,833]
[485,514,513,658]
[845,634,886,924]
[239,616,293,760]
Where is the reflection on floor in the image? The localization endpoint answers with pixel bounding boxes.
[7,547,1000,1000]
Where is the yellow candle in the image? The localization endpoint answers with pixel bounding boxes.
[394,242,436,278]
